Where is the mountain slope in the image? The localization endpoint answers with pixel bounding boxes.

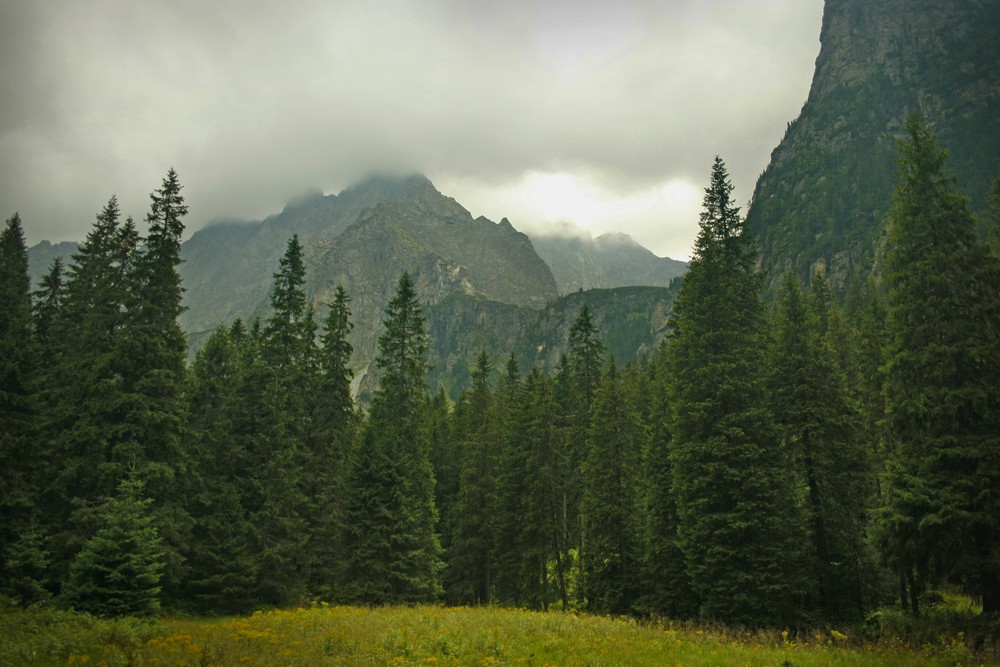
[531,232,687,294]
[178,174,452,335]
[746,0,1000,289]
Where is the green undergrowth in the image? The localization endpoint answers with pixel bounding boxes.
[1,601,996,666]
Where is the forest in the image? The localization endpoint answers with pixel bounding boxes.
[1,116,998,632]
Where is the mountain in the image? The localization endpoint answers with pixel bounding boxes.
[746,0,1000,289]
[26,174,680,395]
[530,232,687,294]
[298,179,559,381]
[26,240,77,288]
[178,174,465,336]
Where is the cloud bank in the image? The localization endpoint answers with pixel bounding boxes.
[0,0,823,260]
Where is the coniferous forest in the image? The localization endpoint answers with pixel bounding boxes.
[2,116,999,631]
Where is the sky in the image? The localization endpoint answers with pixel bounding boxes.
[1,0,824,261]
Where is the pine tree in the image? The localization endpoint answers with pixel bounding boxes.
[62,473,164,617]
[118,169,191,602]
[0,212,46,603]
[879,115,1000,614]
[493,367,562,609]
[639,342,697,618]
[180,324,259,613]
[565,305,605,602]
[41,198,139,579]
[341,273,442,603]
[305,285,355,599]
[581,359,643,614]
[769,270,873,620]
[447,351,499,604]
[250,236,317,605]
[667,157,804,626]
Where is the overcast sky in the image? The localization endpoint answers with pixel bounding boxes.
[1,0,824,261]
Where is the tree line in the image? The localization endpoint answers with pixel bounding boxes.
[1,116,998,624]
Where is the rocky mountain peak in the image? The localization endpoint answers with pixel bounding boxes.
[746,0,1000,290]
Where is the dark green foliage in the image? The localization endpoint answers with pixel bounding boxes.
[493,367,562,609]
[639,343,697,618]
[581,360,643,614]
[667,158,805,626]
[342,273,442,603]
[0,213,46,605]
[61,474,164,617]
[769,271,874,620]
[120,170,191,599]
[41,198,139,574]
[446,352,500,604]
[246,235,317,605]
[878,116,1000,615]
[305,285,356,599]
[179,323,259,613]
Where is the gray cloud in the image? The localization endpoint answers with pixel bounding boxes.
[1,0,823,259]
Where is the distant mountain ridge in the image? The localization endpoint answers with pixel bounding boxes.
[26,174,685,395]
[530,231,687,294]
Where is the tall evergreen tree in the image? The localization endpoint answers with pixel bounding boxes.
[180,324,259,613]
[341,273,442,603]
[493,367,562,609]
[305,285,355,599]
[0,212,45,603]
[43,198,139,578]
[581,359,643,614]
[639,342,697,618]
[447,351,499,604]
[667,157,804,626]
[769,270,873,620]
[250,235,317,605]
[878,115,1000,614]
[118,169,191,601]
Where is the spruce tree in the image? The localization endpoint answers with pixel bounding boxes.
[0,213,45,603]
[581,359,643,614]
[667,157,804,626]
[62,473,164,617]
[43,198,139,578]
[879,115,1000,614]
[119,169,191,601]
[639,342,697,618]
[342,273,442,603]
[493,367,561,609]
[251,235,317,605]
[447,351,499,604]
[305,285,355,599]
[180,324,258,613]
[769,270,873,620]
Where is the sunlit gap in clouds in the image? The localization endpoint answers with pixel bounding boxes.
[435,171,700,262]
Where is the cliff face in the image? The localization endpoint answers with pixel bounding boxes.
[746,0,1000,289]
[178,175,438,336]
[306,178,558,379]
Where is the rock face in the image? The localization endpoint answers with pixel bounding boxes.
[178,174,455,337]
[746,0,1000,289]
[304,177,559,379]
[530,232,687,295]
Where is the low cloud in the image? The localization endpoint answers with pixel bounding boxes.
[0,0,823,260]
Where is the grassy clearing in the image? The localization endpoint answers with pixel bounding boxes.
[1,604,993,666]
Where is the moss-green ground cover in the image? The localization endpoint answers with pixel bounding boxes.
[2,604,993,666]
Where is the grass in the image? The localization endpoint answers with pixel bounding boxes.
[1,603,994,666]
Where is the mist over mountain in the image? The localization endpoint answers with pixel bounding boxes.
[530,231,687,295]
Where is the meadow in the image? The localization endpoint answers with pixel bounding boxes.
[3,603,994,667]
